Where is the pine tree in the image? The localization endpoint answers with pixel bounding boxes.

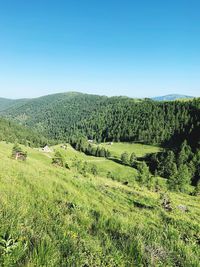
[165,151,176,178]
[168,164,191,192]
[96,147,101,157]
[130,152,136,166]
[137,161,151,185]
[167,163,178,191]
[194,180,200,196]
[177,164,192,192]
[105,149,111,158]
[91,147,97,156]
[99,147,106,157]
[177,140,193,167]
[87,144,92,155]
[121,152,129,165]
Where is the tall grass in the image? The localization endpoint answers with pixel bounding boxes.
[0,142,199,266]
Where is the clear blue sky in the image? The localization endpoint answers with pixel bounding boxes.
[0,0,199,99]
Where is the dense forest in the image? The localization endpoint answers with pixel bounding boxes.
[0,97,29,112]
[0,117,47,147]
[1,93,200,149]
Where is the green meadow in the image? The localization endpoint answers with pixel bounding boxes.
[0,141,200,266]
[99,142,161,158]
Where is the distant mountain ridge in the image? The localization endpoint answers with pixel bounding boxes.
[152,94,194,101]
[0,92,196,104]
[0,97,30,112]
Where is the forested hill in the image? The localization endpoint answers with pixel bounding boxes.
[0,117,47,146]
[1,92,200,148]
[0,97,30,112]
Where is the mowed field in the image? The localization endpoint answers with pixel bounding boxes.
[99,142,161,158]
[0,141,200,266]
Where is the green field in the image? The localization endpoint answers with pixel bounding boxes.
[99,142,161,158]
[0,141,200,266]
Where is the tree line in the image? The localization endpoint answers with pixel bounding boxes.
[146,140,200,193]
[0,117,47,147]
[2,93,200,149]
[71,138,111,158]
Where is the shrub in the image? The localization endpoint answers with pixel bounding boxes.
[52,151,65,167]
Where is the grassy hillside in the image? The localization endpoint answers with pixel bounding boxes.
[52,144,138,185]
[0,141,199,266]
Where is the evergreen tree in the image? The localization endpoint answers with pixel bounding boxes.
[91,147,97,156]
[130,152,136,166]
[87,144,93,155]
[137,161,151,185]
[121,152,129,165]
[167,163,178,190]
[177,140,193,167]
[177,164,192,192]
[165,151,176,177]
[96,147,101,157]
[99,147,106,157]
[194,180,200,196]
[168,164,191,192]
[105,149,111,158]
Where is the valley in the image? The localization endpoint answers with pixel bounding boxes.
[0,93,200,266]
[0,141,200,266]
[1,1,200,265]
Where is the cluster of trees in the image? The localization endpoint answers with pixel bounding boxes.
[71,138,111,158]
[121,152,136,166]
[0,117,47,147]
[119,142,200,194]
[71,157,99,177]
[148,140,200,192]
[2,93,200,149]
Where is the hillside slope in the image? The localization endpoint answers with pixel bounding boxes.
[1,92,200,147]
[0,98,29,112]
[0,142,200,266]
[0,117,47,146]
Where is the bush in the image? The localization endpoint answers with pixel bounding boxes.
[52,151,65,167]
[11,144,27,161]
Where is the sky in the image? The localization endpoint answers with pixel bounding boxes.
[0,0,200,99]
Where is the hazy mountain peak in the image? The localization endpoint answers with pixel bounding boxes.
[152,94,194,101]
